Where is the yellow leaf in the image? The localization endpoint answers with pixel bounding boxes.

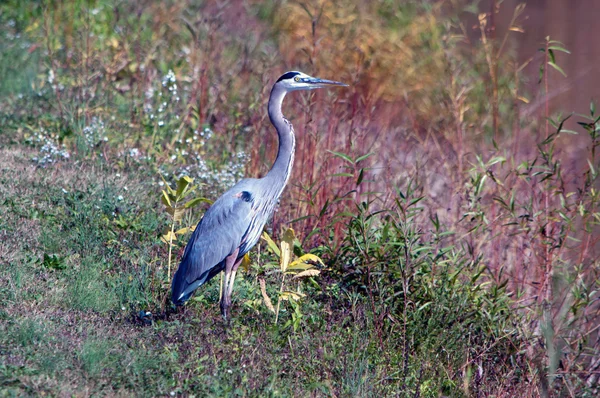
[280,228,295,273]
[288,253,324,271]
[518,95,530,104]
[259,278,275,313]
[291,269,320,280]
[161,190,172,207]
[167,207,186,223]
[280,290,305,301]
[25,21,40,33]
[175,227,192,235]
[241,253,251,273]
[261,232,280,257]
[285,264,314,272]
[161,230,177,244]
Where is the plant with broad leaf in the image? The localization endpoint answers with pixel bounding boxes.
[260,228,324,329]
[160,175,211,279]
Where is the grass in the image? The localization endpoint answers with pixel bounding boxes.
[1,0,599,396]
[0,145,406,396]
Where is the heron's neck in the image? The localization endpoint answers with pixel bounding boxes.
[265,85,295,191]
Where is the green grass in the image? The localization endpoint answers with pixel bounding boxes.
[0,144,520,395]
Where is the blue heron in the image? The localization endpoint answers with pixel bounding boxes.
[171,71,347,318]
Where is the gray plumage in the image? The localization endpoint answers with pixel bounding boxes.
[171,71,347,318]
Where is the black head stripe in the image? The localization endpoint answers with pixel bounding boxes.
[240,191,253,202]
[276,71,300,83]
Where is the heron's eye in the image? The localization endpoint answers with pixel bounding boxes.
[294,76,300,82]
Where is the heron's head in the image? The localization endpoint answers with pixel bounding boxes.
[275,71,348,92]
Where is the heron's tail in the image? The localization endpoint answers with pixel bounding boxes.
[171,264,193,306]
[171,257,224,306]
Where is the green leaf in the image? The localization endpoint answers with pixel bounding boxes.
[548,45,570,54]
[356,168,364,185]
[261,232,280,257]
[184,197,212,209]
[319,199,330,218]
[547,61,566,77]
[327,150,354,164]
[355,152,374,163]
[487,156,506,166]
[161,190,172,207]
[409,197,424,207]
[175,175,193,197]
[41,253,67,270]
[161,176,176,196]
[547,49,556,64]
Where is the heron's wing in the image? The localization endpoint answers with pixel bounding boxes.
[177,189,255,286]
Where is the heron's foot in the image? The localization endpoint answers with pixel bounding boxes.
[220,297,231,320]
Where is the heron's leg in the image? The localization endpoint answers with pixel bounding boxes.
[220,248,240,319]
[224,258,242,308]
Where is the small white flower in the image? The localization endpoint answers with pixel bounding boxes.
[117,195,124,201]
[62,188,68,194]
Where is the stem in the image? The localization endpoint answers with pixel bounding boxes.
[543,38,552,304]
[275,273,286,324]
[167,212,176,280]
[479,12,498,140]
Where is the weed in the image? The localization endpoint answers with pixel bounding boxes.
[1,0,599,396]
[24,127,71,167]
[260,228,324,328]
[160,175,210,280]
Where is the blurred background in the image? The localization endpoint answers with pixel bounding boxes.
[1,1,599,396]
[469,0,599,124]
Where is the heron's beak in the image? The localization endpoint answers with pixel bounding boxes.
[303,77,349,88]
